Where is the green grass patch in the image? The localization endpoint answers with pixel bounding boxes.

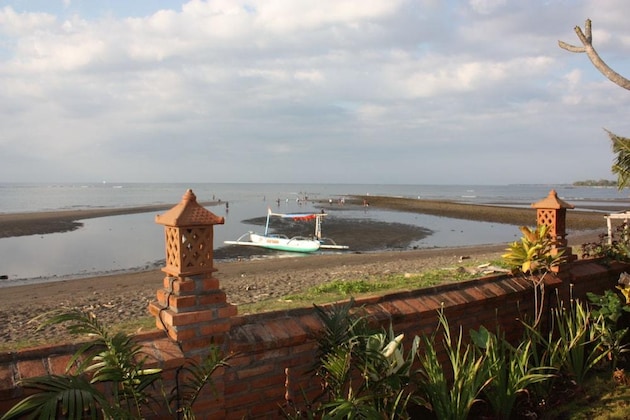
[238,267,481,314]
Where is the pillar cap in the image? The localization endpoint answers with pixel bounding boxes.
[531,189,574,210]
[155,189,225,227]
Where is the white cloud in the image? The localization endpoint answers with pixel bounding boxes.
[0,0,629,184]
[468,0,506,15]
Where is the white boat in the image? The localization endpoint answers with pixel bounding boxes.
[224,209,349,253]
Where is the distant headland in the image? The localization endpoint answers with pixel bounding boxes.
[573,179,617,187]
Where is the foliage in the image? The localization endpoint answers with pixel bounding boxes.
[415,310,491,420]
[175,345,230,420]
[284,300,420,419]
[587,290,630,371]
[470,325,555,419]
[1,310,228,420]
[572,179,617,187]
[541,370,630,419]
[552,299,609,386]
[588,289,630,325]
[503,224,565,327]
[519,314,565,403]
[502,225,564,275]
[610,130,630,190]
[581,223,630,263]
[291,270,476,300]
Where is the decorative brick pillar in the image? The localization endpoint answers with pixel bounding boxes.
[531,189,576,272]
[148,189,237,356]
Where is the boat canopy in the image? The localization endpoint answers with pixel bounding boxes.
[269,211,323,221]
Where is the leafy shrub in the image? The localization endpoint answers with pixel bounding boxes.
[581,223,630,262]
[1,310,227,420]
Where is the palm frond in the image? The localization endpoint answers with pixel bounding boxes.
[177,346,229,409]
[1,375,110,420]
[608,129,630,189]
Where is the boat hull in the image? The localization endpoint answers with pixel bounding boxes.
[225,233,321,253]
[250,233,320,252]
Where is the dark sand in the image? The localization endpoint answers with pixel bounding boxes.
[0,196,611,348]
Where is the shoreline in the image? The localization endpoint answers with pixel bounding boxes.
[0,196,612,347]
[0,202,217,239]
[0,195,612,239]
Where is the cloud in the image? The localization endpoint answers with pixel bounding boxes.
[0,0,629,184]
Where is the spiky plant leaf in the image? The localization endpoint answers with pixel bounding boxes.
[0,375,112,420]
[175,345,230,419]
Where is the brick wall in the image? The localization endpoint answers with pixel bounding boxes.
[0,258,626,418]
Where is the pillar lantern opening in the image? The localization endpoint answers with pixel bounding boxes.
[155,189,224,277]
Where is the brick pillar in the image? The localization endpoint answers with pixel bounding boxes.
[148,189,236,357]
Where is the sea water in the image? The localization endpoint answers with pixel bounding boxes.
[0,182,628,286]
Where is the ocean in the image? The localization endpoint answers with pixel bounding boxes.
[1,182,628,286]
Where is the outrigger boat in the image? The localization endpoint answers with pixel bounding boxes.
[224,209,349,253]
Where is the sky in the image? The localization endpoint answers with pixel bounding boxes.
[1,0,630,185]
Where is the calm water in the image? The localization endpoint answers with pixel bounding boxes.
[1,182,628,286]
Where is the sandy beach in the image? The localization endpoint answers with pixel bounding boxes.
[0,196,610,349]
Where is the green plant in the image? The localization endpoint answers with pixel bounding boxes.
[581,223,630,262]
[415,309,491,420]
[470,325,555,418]
[519,315,564,405]
[2,310,162,419]
[1,310,228,420]
[552,299,609,386]
[503,224,565,327]
[587,290,630,371]
[175,345,230,420]
[287,300,419,419]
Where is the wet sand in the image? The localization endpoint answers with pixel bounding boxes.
[0,196,611,348]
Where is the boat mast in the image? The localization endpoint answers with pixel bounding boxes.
[264,208,272,235]
[315,214,322,240]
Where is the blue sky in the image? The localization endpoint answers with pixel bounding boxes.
[1,0,629,184]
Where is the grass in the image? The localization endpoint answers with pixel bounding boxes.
[238,265,485,314]
[4,261,496,351]
[5,257,630,417]
[543,371,630,419]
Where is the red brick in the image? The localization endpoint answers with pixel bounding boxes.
[249,398,285,416]
[0,364,16,391]
[155,288,168,306]
[217,304,237,318]
[17,359,47,379]
[249,371,285,390]
[236,362,275,380]
[198,319,232,336]
[198,291,227,306]
[169,294,198,310]
[252,347,290,363]
[147,339,184,369]
[262,319,298,346]
[47,354,75,375]
[161,308,215,326]
[387,299,419,317]
[297,313,323,334]
[224,384,263,407]
[169,325,199,341]
[171,279,196,294]
[198,277,220,291]
[180,336,225,354]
